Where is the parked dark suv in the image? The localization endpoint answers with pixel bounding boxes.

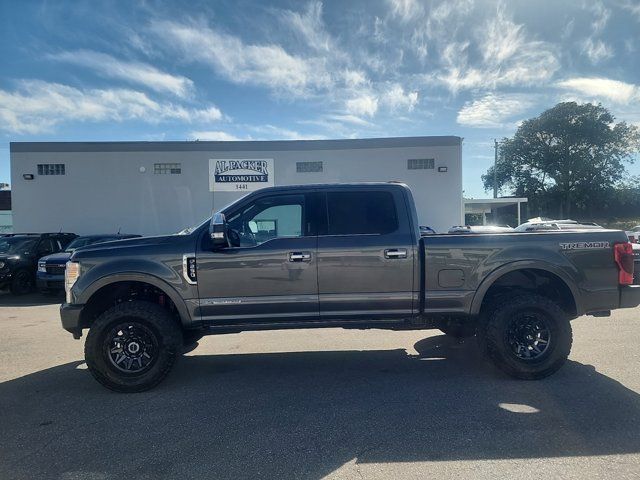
[37,234,141,292]
[0,233,77,294]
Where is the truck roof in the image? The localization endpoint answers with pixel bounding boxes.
[240,182,410,193]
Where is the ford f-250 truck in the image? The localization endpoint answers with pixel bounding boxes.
[60,183,640,392]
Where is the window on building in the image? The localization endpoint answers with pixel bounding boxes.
[326,191,398,235]
[154,163,181,174]
[296,161,323,173]
[37,164,66,175]
[407,158,434,170]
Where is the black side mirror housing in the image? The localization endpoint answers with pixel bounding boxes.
[209,212,228,249]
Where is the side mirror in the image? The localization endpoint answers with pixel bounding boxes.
[209,212,228,248]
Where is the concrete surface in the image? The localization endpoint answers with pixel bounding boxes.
[1,292,639,479]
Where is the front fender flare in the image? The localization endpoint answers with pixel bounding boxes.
[78,272,193,327]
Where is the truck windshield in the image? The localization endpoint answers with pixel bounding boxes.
[0,238,37,254]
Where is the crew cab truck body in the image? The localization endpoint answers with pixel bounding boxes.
[60,183,640,392]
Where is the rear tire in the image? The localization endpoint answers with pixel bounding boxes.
[10,269,34,295]
[85,301,183,392]
[479,294,572,380]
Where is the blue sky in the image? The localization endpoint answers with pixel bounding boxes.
[1,0,640,197]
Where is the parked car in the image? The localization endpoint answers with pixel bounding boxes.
[448,225,514,234]
[419,225,436,235]
[37,234,141,293]
[59,183,640,392]
[633,243,640,284]
[515,218,602,232]
[0,233,77,294]
[625,226,640,243]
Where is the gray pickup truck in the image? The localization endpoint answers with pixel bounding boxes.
[60,183,640,392]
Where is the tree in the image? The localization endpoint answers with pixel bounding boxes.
[482,102,640,218]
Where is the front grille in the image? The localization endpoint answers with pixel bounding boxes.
[45,265,65,275]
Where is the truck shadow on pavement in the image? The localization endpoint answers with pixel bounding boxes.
[1,335,640,479]
[0,291,63,307]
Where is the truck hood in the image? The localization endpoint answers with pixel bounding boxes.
[40,251,72,265]
[70,234,181,259]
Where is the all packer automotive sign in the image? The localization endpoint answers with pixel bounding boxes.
[209,159,274,191]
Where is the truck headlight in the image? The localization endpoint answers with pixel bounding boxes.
[65,261,80,303]
[38,261,46,273]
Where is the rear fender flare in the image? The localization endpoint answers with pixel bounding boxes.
[470,260,582,316]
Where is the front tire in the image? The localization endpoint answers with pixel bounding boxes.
[85,301,183,392]
[480,294,572,380]
[10,269,34,295]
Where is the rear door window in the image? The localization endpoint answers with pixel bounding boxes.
[326,191,398,235]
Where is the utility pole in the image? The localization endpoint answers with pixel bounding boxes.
[493,139,498,199]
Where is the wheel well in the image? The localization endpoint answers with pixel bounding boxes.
[480,268,577,318]
[80,281,182,328]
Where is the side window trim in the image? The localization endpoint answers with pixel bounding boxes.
[225,192,307,248]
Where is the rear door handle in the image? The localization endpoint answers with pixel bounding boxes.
[384,248,408,259]
[289,251,312,262]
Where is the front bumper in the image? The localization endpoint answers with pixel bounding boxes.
[0,271,12,286]
[620,285,640,309]
[60,303,84,338]
[37,274,64,291]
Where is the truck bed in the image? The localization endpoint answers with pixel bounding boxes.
[420,229,629,316]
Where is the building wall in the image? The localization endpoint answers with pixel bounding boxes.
[10,138,462,236]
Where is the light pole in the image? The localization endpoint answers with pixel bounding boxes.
[493,139,498,199]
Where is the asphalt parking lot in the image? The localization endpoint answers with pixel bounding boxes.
[1,293,640,479]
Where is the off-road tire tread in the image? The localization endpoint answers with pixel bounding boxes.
[483,294,573,380]
[85,301,182,393]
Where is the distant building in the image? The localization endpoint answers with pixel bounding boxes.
[0,189,11,233]
[10,136,463,235]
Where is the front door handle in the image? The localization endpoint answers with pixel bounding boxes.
[384,248,408,259]
[289,251,312,262]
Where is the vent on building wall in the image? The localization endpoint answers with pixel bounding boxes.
[154,163,181,174]
[296,161,323,173]
[407,158,435,170]
[37,164,65,175]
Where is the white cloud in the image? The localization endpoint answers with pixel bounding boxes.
[345,94,379,117]
[342,69,368,88]
[278,1,331,52]
[617,0,640,20]
[249,124,326,140]
[581,38,613,63]
[589,1,611,32]
[323,114,374,127]
[151,20,332,98]
[457,93,535,128]
[0,80,222,134]
[48,50,194,98]
[435,5,559,92]
[387,0,423,22]
[579,2,613,64]
[188,131,244,141]
[555,77,640,104]
[382,84,418,111]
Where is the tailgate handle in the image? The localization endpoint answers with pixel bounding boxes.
[384,248,407,259]
[289,251,312,262]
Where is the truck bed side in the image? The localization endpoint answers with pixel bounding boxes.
[421,229,629,317]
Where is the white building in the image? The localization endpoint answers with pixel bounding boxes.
[10,136,463,235]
